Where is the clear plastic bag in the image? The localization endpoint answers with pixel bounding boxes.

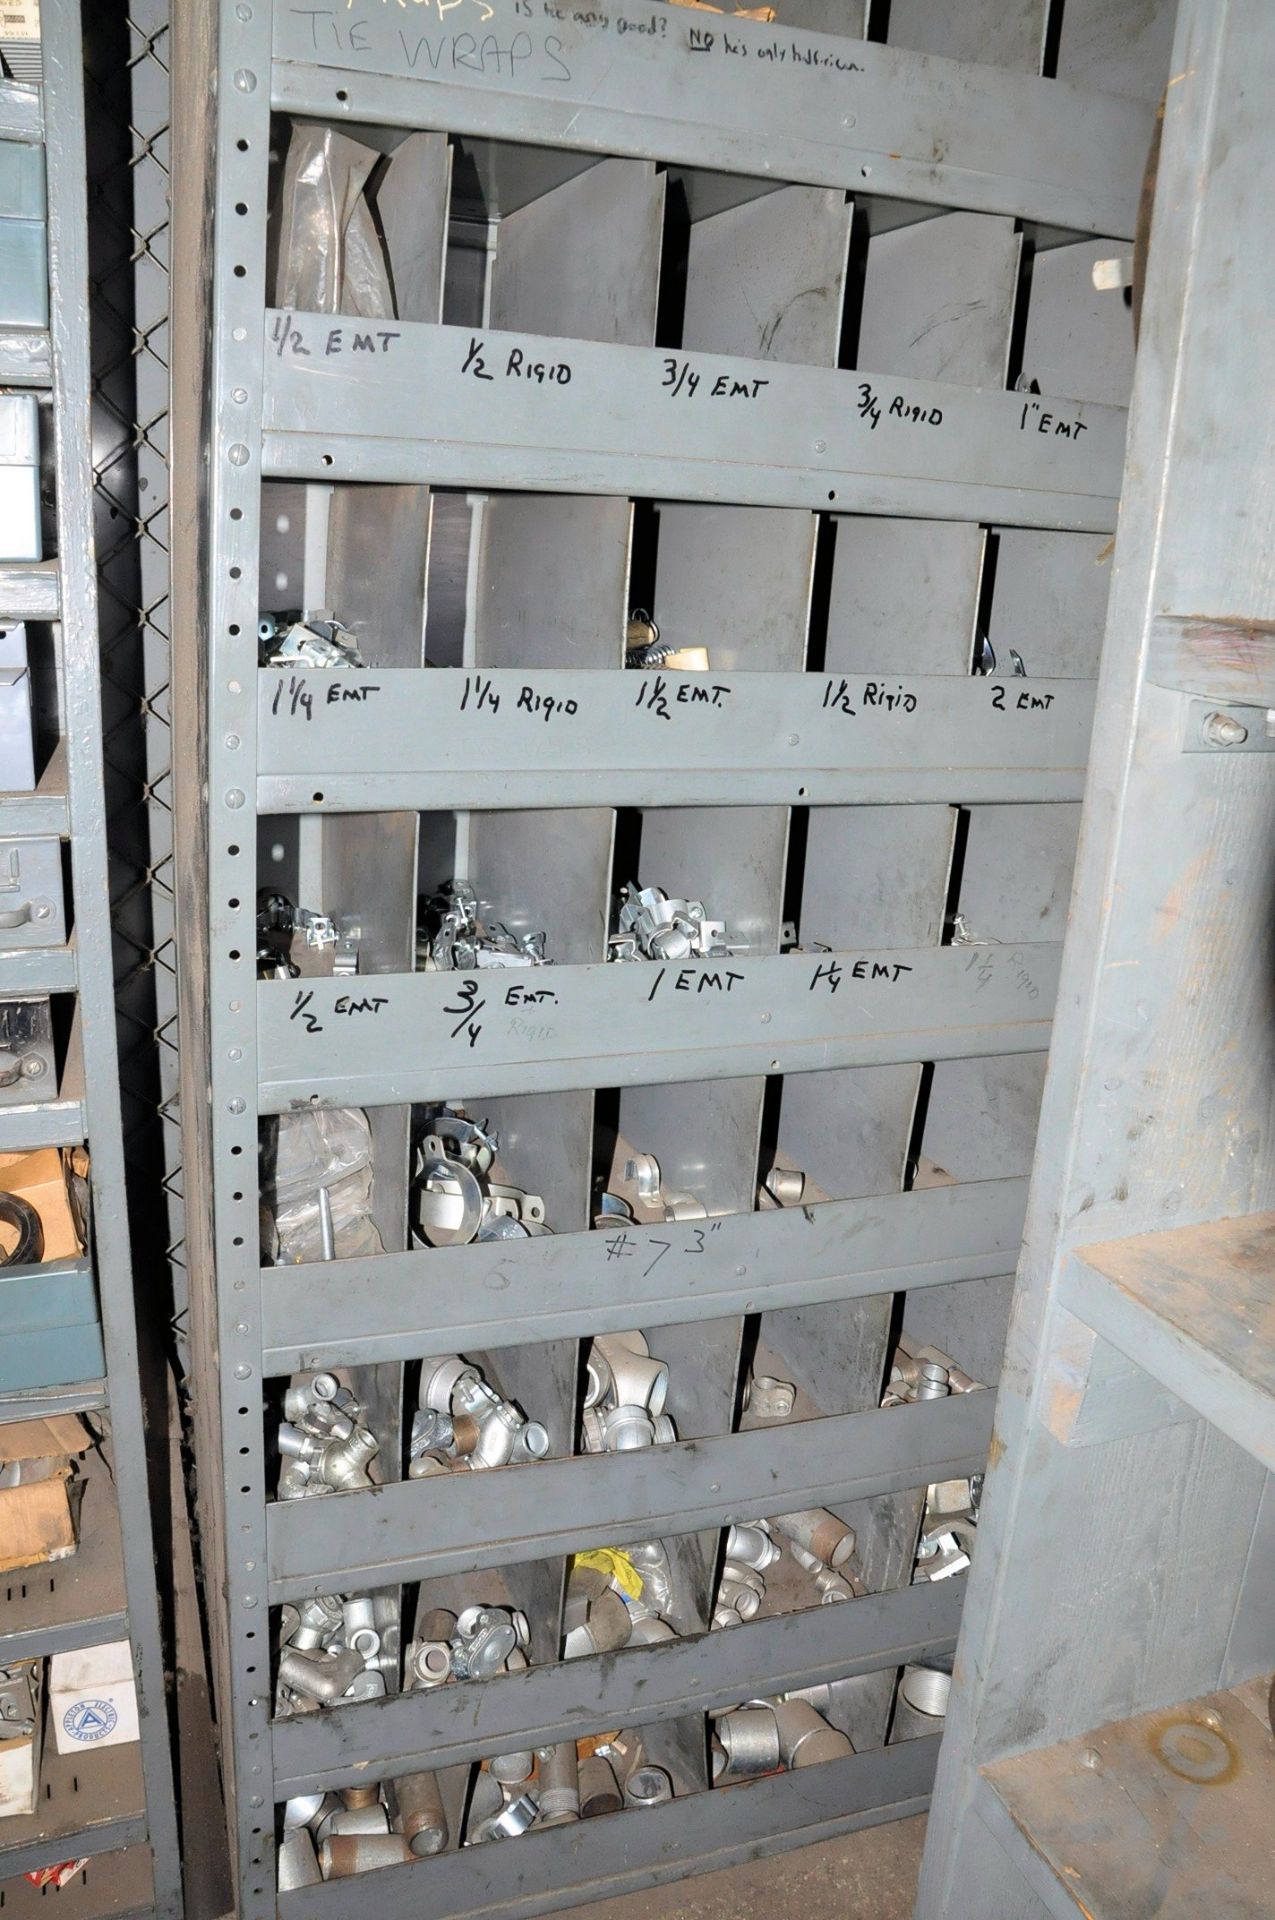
[262,1108,384,1265]
[275,124,392,318]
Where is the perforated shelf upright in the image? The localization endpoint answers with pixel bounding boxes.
[0,1,180,1914]
[170,2,1171,1913]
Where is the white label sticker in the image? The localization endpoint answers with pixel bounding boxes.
[0,0,39,41]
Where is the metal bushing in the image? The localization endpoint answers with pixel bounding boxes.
[916,1360,951,1400]
[319,1834,413,1878]
[489,1749,535,1786]
[393,1769,449,1856]
[764,1167,806,1207]
[578,1753,624,1818]
[773,1507,856,1569]
[276,1825,322,1891]
[714,1706,781,1777]
[624,1764,673,1808]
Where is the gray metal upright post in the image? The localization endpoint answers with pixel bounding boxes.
[918,1,1275,1912]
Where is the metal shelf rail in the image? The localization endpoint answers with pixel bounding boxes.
[917,2,1275,1915]
[0,2,180,1913]
[172,2,1164,1913]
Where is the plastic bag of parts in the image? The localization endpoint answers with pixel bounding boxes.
[262,1108,384,1265]
[275,125,392,318]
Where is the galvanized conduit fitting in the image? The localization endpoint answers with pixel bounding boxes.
[625,1764,673,1808]
[771,1699,854,1768]
[277,1645,366,1704]
[318,1427,379,1491]
[319,1834,413,1879]
[393,1769,449,1856]
[490,1749,535,1786]
[578,1753,624,1818]
[714,1706,782,1778]
[899,1663,952,1719]
[591,1332,670,1416]
[627,1614,676,1645]
[282,1793,325,1830]
[317,1805,390,1842]
[339,1785,381,1812]
[772,1507,856,1568]
[564,1586,633,1658]
[536,1742,581,1826]
[406,1639,452,1688]
[277,1825,323,1891]
[725,1522,780,1570]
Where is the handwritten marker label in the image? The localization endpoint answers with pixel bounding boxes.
[663,356,770,401]
[858,381,942,431]
[462,335,572,385]
[1018,399,1087,439]
[990,685,1056,712]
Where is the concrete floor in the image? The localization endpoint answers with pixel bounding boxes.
[552,1816,927,1920]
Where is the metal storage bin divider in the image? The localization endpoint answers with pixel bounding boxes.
[171,2,1158,1911]
[0,3,179,1913]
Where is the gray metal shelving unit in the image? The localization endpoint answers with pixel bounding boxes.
[0,3,180,1914]
[171,2,1169,1913]
[918,2,1275,1913]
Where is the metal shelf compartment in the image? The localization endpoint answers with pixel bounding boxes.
[0,3,179,1911]
[171,1,1153,1912]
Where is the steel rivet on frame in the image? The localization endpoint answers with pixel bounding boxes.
[226,788,245,808]
[233,68,257,91]
[228,443,250,466]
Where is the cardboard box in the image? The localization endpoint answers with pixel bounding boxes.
[0,1149,82,1261]
[0,1415,89,1573]
[49,1642,139,1755]
[0,1660,42,1820]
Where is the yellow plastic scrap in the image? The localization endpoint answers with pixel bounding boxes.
[571,1548,644,1600]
